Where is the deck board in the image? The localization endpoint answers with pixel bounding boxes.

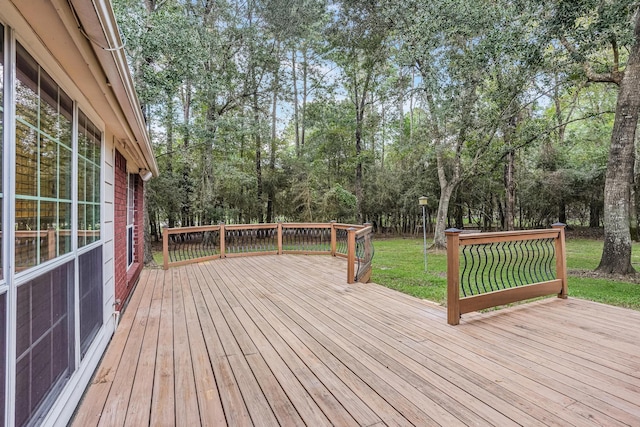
[73,255,640,426]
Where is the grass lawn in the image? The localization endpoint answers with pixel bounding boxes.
[372,237,640,311]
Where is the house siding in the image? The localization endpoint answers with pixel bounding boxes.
[0,1,156,424]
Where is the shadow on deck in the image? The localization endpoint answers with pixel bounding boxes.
[73,255,640,426]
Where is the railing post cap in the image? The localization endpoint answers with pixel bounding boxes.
[551,222,566,228]
[445,228,462,234]
[219,221,225,225]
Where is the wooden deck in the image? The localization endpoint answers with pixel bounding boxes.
[72,255,640,426]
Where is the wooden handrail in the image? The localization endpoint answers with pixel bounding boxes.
[446,224,567,325]
[162,221,374,284]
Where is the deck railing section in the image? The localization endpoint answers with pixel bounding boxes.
[281,223,332,254]
[446,223,567,325]
[163,221,374,283]
[355,226,374,282]
[222,223,278,256]
[162,225,222,268]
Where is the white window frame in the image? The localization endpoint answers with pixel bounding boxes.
[126,173,135,269]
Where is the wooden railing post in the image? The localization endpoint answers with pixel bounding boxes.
[48,228,56,260]
[277,222,283,255]
[347,227,356,284]
[446,228,462,325]
[162,226,169,270]
[552,223,568,299]
[219,222,226,258]
[330,221,337,256]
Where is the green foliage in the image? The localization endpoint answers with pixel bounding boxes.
[322,184,357,222]
[112,0,637,259]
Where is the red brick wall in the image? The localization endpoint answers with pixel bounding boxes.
[114,150,145,311]
[128,174,144,287]
[114,150,127,311]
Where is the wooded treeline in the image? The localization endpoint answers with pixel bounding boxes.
[113,0,640,273]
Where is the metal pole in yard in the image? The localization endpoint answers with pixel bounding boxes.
[419,196,428,272]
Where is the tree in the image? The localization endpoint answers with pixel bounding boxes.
[327,0,391,222]
[547,1,640,274]
[389,0,543,247]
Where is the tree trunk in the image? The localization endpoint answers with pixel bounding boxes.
[503,112,517,231]
[597,12,640,274]
[589,201,601,228]
[266,43,280,224]
[558,199,567,225]
[355,121,364,223]
[504,148,516,231]
[254,94,263,223]
[301,49,308,149]
[433,182,456,248]
[292,49,300,157]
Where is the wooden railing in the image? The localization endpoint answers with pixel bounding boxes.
[446,224,567,325]
[162,222,374,283]
[14,229,100,268]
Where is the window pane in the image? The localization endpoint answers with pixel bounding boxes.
[16,262,74,427]
[40,137,57,199]
[16,42,75,269]
[78,158,85,202]
[85,207,94,245]
[39,71,58,139]
[59,145,72,200]
[127,226,133,266]
[94,168,100,203]
[78,111,101,248]
[40,201,56,263]
[15,199,37,269]
[59,91,72,144]
[92,206,100,244]
[58,203,72,256]
[127,175,135,226]
[79,247,102,357]
[15,45,38,127]
[86,163,94,202]
[15,122,37,197]
[78,204,86,248]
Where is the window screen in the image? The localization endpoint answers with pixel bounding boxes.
[0,24,4,281]
[0,292,5,427]
[79,246,102,357]
[15,261,74,427]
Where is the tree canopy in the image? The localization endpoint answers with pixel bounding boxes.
[114,0,640,274]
